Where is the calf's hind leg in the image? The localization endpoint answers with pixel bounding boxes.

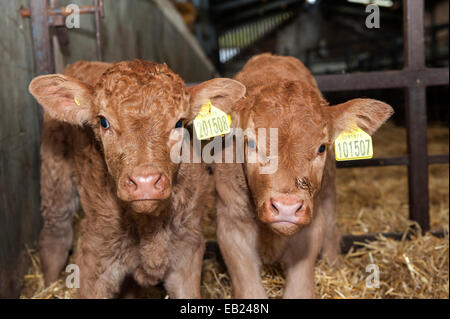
[39,118,79,286]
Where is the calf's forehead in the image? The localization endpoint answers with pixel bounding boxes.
[250,80,329,128]
[92,61,188,117]
[249,102,331,167]
[253,105,329,140]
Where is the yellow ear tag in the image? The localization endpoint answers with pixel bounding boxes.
[193,100,231,140]
[334,127,373,161]
[74,96,81,106]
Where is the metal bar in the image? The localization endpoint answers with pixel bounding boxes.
[205,229,448,258]
[94,0,104,61]
[29,0,53,128]
[405,86,430,232]
[29,0,53,75]
[315,67,449,92]
[336,155,449,168]
[20,5,98,17]
[337,156,409,168]
[403,0,430,233]
[339,229,447,254]
[404,0,425,69]
[428,154,450,165]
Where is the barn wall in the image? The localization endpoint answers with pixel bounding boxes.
[58,0,217,82]
[0,0,42,298]
[0,0,216,298]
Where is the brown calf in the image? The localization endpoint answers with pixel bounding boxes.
[29,60,245,298]
[214,54,393,298]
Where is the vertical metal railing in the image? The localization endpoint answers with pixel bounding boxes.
[403,0,429,231]
[314,0,449,239]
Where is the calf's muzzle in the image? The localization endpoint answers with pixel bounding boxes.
[123,166,170,200]
[260,195,312,227]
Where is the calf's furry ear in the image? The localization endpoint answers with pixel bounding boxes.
[329,98,394,141]
[29,74,93,125]
[188,78,246,119]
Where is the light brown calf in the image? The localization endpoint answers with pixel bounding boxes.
[214,54,393,298]
[29,60,245,298]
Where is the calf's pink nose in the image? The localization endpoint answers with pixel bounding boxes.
[270,197,304,220]
[125,171,168,200]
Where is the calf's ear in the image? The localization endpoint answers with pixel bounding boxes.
[188,78,246,119]
[329,98,394,141]
[29,74,93,125]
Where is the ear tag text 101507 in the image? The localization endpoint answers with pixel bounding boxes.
[334,127,373,161]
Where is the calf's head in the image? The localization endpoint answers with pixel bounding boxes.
[230,80,393,236]
[29,60,245,214]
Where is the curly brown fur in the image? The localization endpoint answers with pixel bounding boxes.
[30,60,245,298]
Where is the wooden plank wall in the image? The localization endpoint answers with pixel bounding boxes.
[58,0,217,82]
[0,0,42,298]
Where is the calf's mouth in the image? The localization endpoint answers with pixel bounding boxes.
[129,198,170,215]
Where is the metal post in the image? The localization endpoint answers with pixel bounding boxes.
[29,0,53,128]
[94,0,104,61]
[29,0,54,75]
[403,0,429,232]
[29,0,54,76]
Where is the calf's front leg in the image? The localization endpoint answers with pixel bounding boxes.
[319,150,342,266]
[217,209,267,298]
[164,241,205,299]
[76,235,129,299]
[282,214,324,299]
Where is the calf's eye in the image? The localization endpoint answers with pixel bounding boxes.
[175,119,183,128]
[318,144,326,154]
[99,116,110,129]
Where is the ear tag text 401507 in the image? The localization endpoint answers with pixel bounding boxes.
[334,127,373,161]
[193,100,231,140]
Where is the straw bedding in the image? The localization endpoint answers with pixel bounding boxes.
[20,122,449,299]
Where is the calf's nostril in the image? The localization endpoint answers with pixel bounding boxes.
[295,203,307,217]
[271,202,279,213]
[154,175,162,189]
[125,177,137,190]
